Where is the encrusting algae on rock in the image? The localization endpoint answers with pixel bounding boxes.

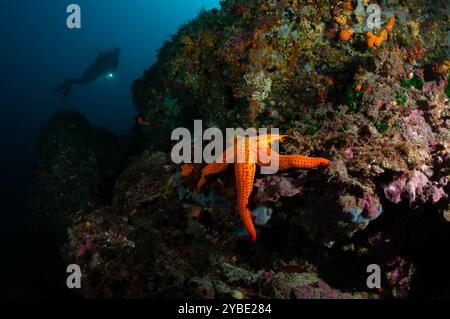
[57,0,450,299]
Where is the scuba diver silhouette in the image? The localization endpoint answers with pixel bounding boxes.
[54,48,121,99]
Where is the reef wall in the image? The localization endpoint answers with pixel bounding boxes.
[131,0,449,245]
[62,0,449,298]
[29,110,129,243]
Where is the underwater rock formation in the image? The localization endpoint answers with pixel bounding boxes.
[29,110,129,243]
[65,148,450,299]
[66,151,373,298]
[132,0,449,243]
[62,0,450,298]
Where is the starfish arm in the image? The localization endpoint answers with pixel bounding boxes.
[197,146,235,189]
[257,146,280,167]
[235,163,257,241]
[197,162,229,189]
[278,155,330,171]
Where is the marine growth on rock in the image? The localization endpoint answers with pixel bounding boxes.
[54,0,450,299]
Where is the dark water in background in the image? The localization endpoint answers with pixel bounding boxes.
[0,0,219,298]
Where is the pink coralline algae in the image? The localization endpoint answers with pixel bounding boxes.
[76,233,93,258]
[254,175,303,203]
[361,193,381,218]
[386,256,415,298]
[384,166,448,206]
[404,170,430,204]
[295,281,352,299]
[423,78,447,95]
[295,284,315,299]
[261,271,275,283]
[403,110,437,148]
[384,177,407,204]
[344,147,354,160]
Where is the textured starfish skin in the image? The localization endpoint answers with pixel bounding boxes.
[197,135,330,241]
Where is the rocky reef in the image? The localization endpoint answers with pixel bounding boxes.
[29,110,130,244]
[53,0,450,298]
[132,0,449,239]
[66,151,374,298]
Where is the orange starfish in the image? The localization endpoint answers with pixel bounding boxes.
[197,134,330,241]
